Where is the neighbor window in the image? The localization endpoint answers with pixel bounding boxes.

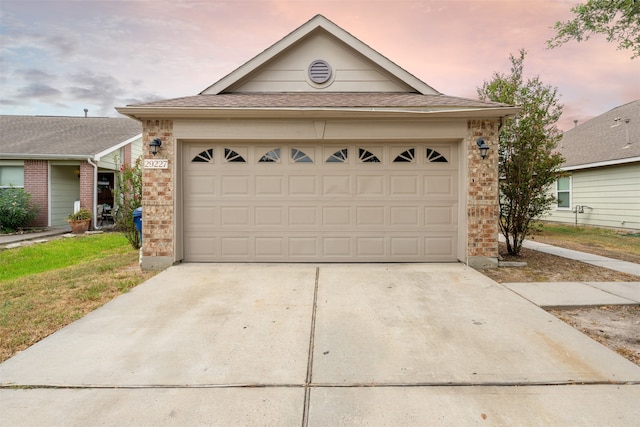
[556,176,571,209]
[0,166,24,188]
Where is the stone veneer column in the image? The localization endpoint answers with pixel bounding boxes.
[23,160,49,227]
[140,119,175,270]
[465,119,499,268]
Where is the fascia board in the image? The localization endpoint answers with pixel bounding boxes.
[115,106,520,121]
[562,156,640,171]
[0,153,95,160]
[93,133,142,161]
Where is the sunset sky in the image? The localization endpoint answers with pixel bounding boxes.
[1,0,638,131]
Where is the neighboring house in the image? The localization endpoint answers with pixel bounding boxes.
[0,116,142,229]
[546,100,640,231]
[117,15,518,270]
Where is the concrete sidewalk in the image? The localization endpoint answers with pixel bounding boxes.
[520,239,640,277]
[0,228,68,247]
[504,281,640,308]
[499,237,640,308]
[1,263,639,425]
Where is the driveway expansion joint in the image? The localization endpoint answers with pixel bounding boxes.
[301,266,320,427]
[4,380,639,390]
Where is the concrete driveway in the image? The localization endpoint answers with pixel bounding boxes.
[1,263,639,425]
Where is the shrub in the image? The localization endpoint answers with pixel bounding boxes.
[114,157,142,249]
[0,187,39,232]
[67,208,92,221]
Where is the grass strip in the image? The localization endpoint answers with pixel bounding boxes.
[0,234,156,362]
[0,233,130,282]
[534,223,640,262]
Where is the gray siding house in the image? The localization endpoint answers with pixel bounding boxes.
[546,100,640,230]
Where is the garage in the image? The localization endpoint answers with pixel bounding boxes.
[118,15,517,270]
[183,142,458,262]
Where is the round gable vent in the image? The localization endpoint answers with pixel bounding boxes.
[308,60,332,84]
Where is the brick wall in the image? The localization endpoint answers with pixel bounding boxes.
[23,160,49,227]
[141,120,175,265]
[123,143,132,166]
[466,119,499,266]
[79,161,94,214]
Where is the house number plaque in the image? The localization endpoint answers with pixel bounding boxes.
[143,159,169,169]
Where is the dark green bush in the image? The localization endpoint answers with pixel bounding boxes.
[0,187,39,232]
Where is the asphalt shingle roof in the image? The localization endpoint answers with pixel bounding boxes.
[558,100,640,168]
[126,93,509,109]
[0,116,141,157]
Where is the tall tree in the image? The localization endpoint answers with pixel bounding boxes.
[478,50,565,255]
[548,0,640,59]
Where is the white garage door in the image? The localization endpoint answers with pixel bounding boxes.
[182,142,458,262]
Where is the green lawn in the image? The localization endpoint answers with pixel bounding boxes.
[0,233,130,282]
[0,233,156,362]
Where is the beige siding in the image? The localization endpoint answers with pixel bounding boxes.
[98,150,120,170]
[50,164,80,227]
[131,137,143,165]
[174,119,466,141]
[229,31,414,93]
[546,163,640,230]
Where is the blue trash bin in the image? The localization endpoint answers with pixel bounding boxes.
[133,207,142,244]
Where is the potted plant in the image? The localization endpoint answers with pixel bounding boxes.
[67,208,92,234]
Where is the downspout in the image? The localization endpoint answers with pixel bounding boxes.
[87,158,99,230]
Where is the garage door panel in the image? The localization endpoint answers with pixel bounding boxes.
[221,176,250,195]
[425,206,456,226]
[185,175,216,197]
[357,206,385,226]
[184,235,218,261]
[357,238,386,256]
[424,174,457,198]
[390,206,420,226]
[356,175,385,196]
[289,176,317,195]
[322,237,351,257]
[390,175,419,195]
[256,237,284,257]
[289,206,317,225]
[425,236,455,257]
[186,206,218,226]
[322,206,351,226]
[183,143,459,262]
[391,237,420,256]
[323,175,351,196]
[255,176,284,195]
[255,206,283,226]
[221,207,250,225]
[221,237,251,257]
[289,237,319,257]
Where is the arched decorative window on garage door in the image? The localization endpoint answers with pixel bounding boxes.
[359,148,380,163]
[259,148,281,163]
[291,148,313,163]
[426,148,448,163]
[326,148,348,163]
[225,148,246,163]
[192,148,214,163]
[393,148,414,163]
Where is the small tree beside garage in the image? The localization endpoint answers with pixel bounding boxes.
[114,157,142,249]
[477,49,565,255]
